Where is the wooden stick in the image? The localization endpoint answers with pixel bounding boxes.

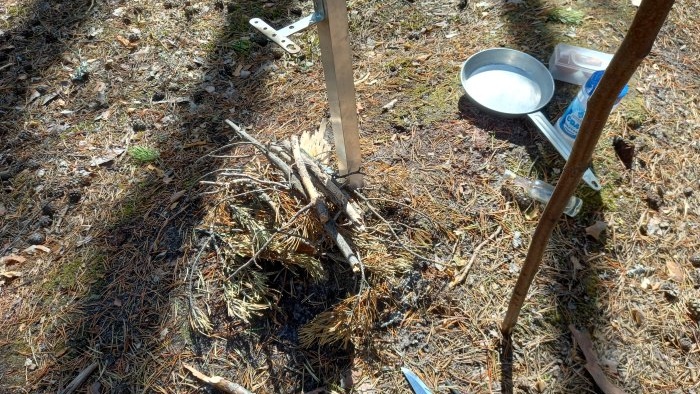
[302,155,365,230]
[183,363,254,394]
[449,226,501,289]
[501,0,675,334]
[278,141,365,230]
[324,221,361,273]
[291,136,330,223]
[569,325,626,394]
[225,120,306,198]
[60,362,98,394]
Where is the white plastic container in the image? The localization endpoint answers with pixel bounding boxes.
[548,44,613,86]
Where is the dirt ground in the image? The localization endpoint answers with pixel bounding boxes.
[1,0,699,393]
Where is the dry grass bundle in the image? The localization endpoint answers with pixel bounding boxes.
[190,163,328,325]
[355,239,413,276]
[298,288,379,349]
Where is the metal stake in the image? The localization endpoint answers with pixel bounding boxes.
[250,0,363,189]
[315,0,363,189]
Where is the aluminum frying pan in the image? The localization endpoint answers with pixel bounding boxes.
[460,48,601,191]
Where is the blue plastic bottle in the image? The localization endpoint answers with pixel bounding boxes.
[555,70,629,145]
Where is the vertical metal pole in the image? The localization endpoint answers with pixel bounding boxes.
[316,0,363,189]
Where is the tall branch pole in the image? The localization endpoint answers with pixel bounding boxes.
[502,0,675,334]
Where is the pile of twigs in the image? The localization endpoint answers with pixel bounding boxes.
[224,119,366,275]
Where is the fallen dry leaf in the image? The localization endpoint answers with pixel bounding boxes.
[1,271,22,279]
[90,147,125,167]
[524,205,539,220]
[571,255,584,271]
[116,35,137,49]
[382,98,398,112]
[666,259,684,282]
[535,379,546,392]
[28,90,41,103]
[169,190,187,204]
[24,357,37,370]
[95,108,113,121]
[93,81,107,93]
[41,92,59,106]
[585,221,608,241]
[0,255,27,265]
[54,347,69,358]
[22,245,51,254]
[570,325,626,394]
[631,308,645,327]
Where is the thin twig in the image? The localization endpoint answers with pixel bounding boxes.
[291,136,330,223]
[361,196,442,231]
[59,362,98,394]
[183,363,254,394]
[193,141,252,164]
[225,120,306,198]
[218,173,290,189]
[187,232,215,333]
[449,226,502,289]
[323,221,363,274]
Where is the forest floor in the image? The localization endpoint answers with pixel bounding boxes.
[1,0,699,393]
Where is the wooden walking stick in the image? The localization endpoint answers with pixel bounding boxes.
[501,0,675,334]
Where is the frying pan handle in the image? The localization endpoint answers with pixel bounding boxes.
[527,112,602,191]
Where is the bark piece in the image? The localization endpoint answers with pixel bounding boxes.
[569,325,626,394]
[60,362,98,394]
[183,363,254,394]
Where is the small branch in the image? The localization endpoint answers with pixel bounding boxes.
[569,325,626,394]
[449,226,501,289]
[193,141,252,164]
[324,221,362,274]
[278,141,365,230]
[183,363,254,394]
[292,136,330,223]
[303,155,365,230]
[218,173,290,189]
[225,120,306,198]
[59,362,98,394]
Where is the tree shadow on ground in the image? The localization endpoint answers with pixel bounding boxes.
[1,0,354,392]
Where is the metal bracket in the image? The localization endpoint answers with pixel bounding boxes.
[249,0,326,54]
[249,0,364,188]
